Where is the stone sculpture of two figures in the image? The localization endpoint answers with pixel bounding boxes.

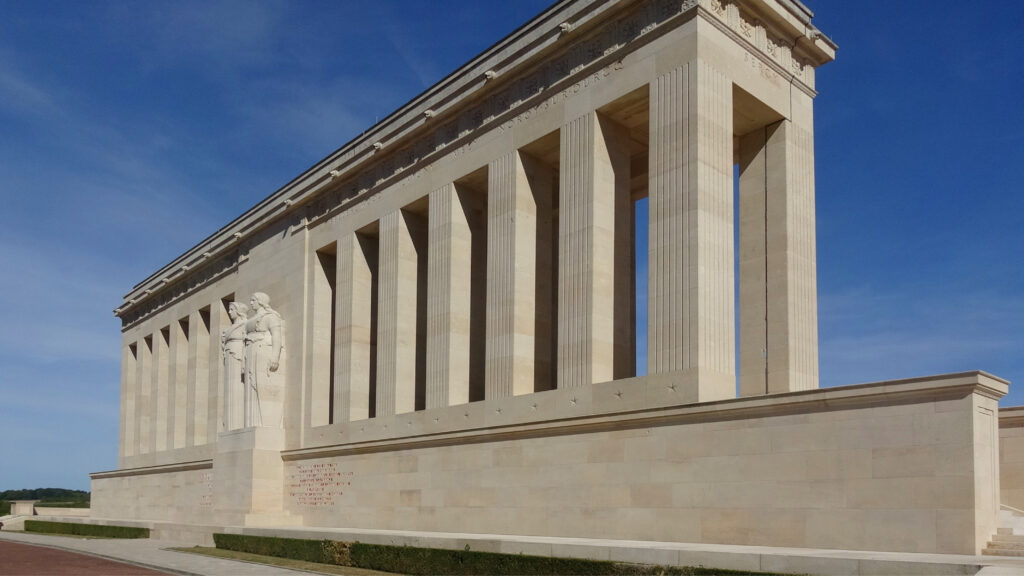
[221,292,284,429]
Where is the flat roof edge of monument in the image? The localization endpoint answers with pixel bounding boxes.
[747,0,836,63]
[115,0,615,318]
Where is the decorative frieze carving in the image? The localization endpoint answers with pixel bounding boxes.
[739,13,755,39]
[709,0,727,19]
[765,31,779,58]
[120,250,239,328]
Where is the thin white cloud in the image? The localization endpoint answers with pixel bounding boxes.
[819,285,1024,389]
[103,0,286,72]
[382,21,440,89]
[0,58,53,113]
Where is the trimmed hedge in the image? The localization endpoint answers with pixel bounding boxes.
[24,520,149,539]
[213,534,349,565]
[213,533,787,576]
[351,543,635,575]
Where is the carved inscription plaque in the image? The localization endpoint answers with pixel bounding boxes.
[288,462,352,507]
[199,471,213,508]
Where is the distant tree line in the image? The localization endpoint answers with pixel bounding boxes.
[1,488,90,515]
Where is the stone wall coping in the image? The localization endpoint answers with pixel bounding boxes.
[1000,405,1024,427]
[282,370,1006,461]
[90,459,212,480]
[95,371,1005,475]
[115,0,836,325]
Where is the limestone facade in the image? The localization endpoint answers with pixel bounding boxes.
[92,0,1011,557]
[999,407,1024,511]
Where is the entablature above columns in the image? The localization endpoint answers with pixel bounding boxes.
[116,0,834,330]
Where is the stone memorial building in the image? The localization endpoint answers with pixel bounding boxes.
[91,0,1017,561]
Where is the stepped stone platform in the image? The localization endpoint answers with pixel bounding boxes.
[984,508,1024,558]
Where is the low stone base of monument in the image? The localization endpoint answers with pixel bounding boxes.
[92,372,1007,557]
[241,513,305,527]
[212,427,302,527]
[1000,408,1024,511]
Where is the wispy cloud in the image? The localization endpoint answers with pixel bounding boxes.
[0,55,54,114]
[819,285,1024,390]
[381,21,440,89]
[103,0,286,72]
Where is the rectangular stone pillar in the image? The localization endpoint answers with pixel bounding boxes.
[192,308,210,445]
[153,328,169,452]
[336,232,377,422]
[377,210,426,416]
[169,318,188,449]
[486,151,546,398]
[211,301,229,434]
[120,343,137,461]
[558,112,632,388]
[309,246,336,428]
[136,336,151,454]
[738,106,819,395]
[194,307,212,440]
[738,129,768,396]
[426,183,475,408]
[647,61,735,400]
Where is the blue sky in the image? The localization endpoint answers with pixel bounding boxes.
[0,1,1021,492]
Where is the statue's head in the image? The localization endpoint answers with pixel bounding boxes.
[250,292,271,310]
[228,301,249,320]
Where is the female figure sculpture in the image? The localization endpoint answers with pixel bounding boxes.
[220,301,248,431]
[244,292,284,427]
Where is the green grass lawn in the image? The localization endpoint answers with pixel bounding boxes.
[172,546,396,575]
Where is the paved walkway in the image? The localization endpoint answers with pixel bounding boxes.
[0,540,170,575]
[0,531,314,576]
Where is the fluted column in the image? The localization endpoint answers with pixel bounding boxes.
[336,232,377,421]
[153,328,169,452]
[739,95,819,395]
[739,128,768,395]
[377,210,426,416]
[188,308,210,446]
[210,301,228,435]
[120,343,137,461]
[558,112,632,388]
[426,183,476,407]
[308,246,336,428]
[486,151,548,397]
[136,336,150,454]
[647,60,735,401]
[170,318,188,449]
